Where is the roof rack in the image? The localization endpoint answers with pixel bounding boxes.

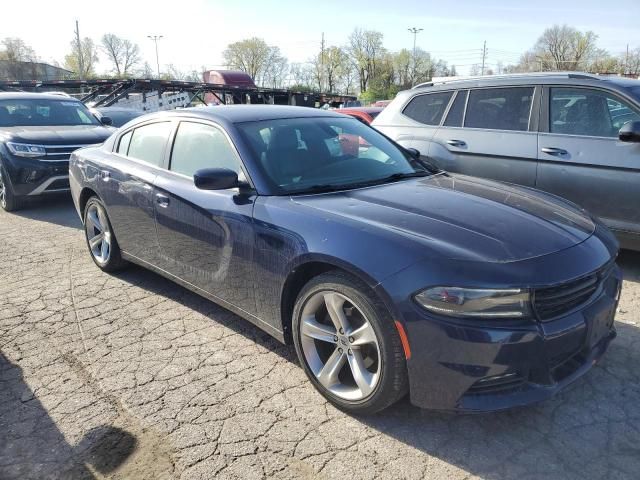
[412,72,601,89]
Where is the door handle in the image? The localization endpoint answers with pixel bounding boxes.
[100,170,111,181]
[541,147,568,156]
[446,139,467,148]
[155,193,170,208]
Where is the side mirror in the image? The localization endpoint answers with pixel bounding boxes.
[406,147,421,159]
[619,121,640,143]
[100,116,113,126]
[194,168,239,190]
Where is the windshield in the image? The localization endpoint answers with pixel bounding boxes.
[0,98,101,127]
[237,116,433,194]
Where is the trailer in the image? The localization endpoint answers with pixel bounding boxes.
[0,77,357,113]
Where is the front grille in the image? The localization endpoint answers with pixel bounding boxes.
[44,144,99,162]
[533,264,611,321]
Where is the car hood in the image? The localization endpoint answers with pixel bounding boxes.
[0,125,113,145]
[292,173,596,263]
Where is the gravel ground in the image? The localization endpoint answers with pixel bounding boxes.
[1,196,639,480]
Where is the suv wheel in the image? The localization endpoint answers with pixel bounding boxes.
[83,197,128,272]
[0,167,23,212]
[292,271,408,414]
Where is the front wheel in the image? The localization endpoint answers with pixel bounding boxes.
[83,197,128,272]
[0,167,23,212]
[293,271,408,414]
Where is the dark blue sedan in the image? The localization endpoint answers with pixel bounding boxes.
[69,105,622,414]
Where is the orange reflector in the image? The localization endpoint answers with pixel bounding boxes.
[394,321,411,360]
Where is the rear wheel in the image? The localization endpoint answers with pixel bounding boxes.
[293,271,408,414]
[83,197,128,272]
[0,167,23,212]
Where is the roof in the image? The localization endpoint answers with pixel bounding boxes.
[144,105,345,124]
[412,72,640,91]
[0,91,82,101]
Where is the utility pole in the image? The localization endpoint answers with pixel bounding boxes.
[625,44,630,75]
[75,20,84,82]
[320,32,325,92]
[147,35,163,78]
[408,27,423,83]
[480,40,487,76]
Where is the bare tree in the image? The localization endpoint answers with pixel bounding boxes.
[64,37,98,79]
[0,37,39,80]
[533,25,598,71]
[261,46,288,88]
[348,28,385,92]
[623,47,640,75]
[101,34,141,77]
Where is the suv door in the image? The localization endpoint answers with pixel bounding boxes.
[431,86,539,186]
[537,86,640,243]
[153,120,257,314]
[103,121,173,264]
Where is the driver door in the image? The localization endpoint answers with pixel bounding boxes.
[153,120,257,314]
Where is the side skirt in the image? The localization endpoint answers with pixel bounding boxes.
[120,251,286,344]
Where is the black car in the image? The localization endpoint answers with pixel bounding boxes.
[0,92,113,211]
[70,106,621,414]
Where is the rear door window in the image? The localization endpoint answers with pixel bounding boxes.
[443,90,468,127]
[126,122,173,167]
[550,87,640,137]
[403,92,453,125]
[464,87,534,131]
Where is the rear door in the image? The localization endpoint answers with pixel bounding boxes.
[101,121,174,264]
[153,120,257,315]
[537,86,640,236]
[431,86,539,186]
[392,91,454,154]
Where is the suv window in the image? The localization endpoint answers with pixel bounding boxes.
[127,122,173,167]
[550,87,640,137]
[403,92,453,125]
[443,90,468,127]
[170,122,243,178]
[465,87,534,131]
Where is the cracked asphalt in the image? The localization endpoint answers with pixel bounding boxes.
[1,196,640,480]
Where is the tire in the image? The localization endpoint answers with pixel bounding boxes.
[292,270,408,414]
[83,196,128,272]
[0,166,23,212]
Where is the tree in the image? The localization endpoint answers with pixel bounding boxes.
[348,28,385,92]
[223,37,272,84]
[101,34,141,77]
[450,64,457,77]
[623,47,640,75]
[532,25,598,71]
[0,38,37,62]
[64,36,98,79]
[261,46,288,88]
[290,63,314,90]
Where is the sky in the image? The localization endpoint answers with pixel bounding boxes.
[2,0,638,78]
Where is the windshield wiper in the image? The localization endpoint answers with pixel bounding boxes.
[288,171,433,195]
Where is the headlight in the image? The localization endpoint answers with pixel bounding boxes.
[414,287,531,318]
[6,142,47,158]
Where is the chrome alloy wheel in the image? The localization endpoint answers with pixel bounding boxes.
[85,203,112,265]
[0,170,6,209]
[300,291,381,401]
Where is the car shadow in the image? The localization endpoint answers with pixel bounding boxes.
[12,195,81,230]
[0,352,136,480]
[618,249,640,284]
[113,266,297,364]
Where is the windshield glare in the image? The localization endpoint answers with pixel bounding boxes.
[237,116,429,194]
[0,98,100,127]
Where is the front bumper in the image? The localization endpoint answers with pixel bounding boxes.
[378,227,621,413]
[403,265,620,412]
[1,154,69,197]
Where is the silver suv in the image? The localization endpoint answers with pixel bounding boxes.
[373,73,640,250]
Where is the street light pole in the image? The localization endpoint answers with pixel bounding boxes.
[408,27,423,84]
[147,35,163,78]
